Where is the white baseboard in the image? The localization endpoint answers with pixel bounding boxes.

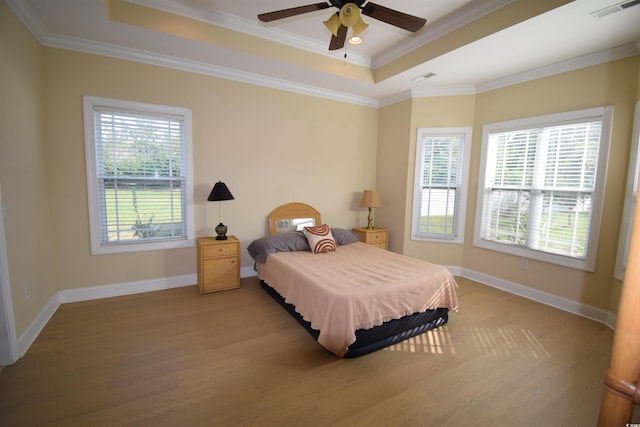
[18,269,259,356]
[58,274,198,304]
[17,264,616,359]
[604,311,617,330]
[462,268,615,328]
[19,273,198,357]
[241,266,257,279]
[444,265,463,276]
[18,294,59,357]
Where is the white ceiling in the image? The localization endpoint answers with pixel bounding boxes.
[8,0,640,106]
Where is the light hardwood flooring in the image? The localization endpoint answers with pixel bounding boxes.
[0,277,619,426]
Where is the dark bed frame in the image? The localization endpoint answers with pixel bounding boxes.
[260,280,449,358]
[259,202,451,358]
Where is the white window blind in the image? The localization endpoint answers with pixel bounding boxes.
[83,96,194,254]
[412,128,471,243]
[475,107,612,271]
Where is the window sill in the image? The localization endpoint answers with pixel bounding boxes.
[473,238,594,272]
[90,238,194,255]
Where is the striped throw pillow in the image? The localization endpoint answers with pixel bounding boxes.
[303,224,337,254]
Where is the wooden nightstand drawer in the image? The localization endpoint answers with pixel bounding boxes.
[202,241,238,258]
[367,231,386,244]
[351,227,389,250]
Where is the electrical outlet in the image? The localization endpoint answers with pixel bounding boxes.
[520,259,528,270]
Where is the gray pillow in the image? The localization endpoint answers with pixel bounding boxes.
[247,228,360,264]
[247,232,310,263]
[331,228,359,245]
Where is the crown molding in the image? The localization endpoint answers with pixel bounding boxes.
[127,0,372,68]
[372,0,515,69]
[379,85,476,108]
[378,90,412,108]
[477,42,640,93]
[379,42,640,106]
[42,33,379,108]
[411,85,477,98]
[35,32,640,109]
[8,0,638,108]
[6,0,47,43]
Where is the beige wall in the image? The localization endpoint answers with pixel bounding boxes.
[608,56,640,314]
[0,2,59,335]
[3,1,640,342]
[403,95,476,266]
[378,56,639,312]
[467,58,638,309]
[42,48,378,293]
[375,100,412,252]
[2,3,377,339]
[638,59,640,100]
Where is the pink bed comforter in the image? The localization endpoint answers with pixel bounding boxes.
[257,242,459,357]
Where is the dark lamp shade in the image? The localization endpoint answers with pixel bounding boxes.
[359,190,382,208]
[207,181,234,201]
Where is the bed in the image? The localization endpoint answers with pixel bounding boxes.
[247,202,459,358]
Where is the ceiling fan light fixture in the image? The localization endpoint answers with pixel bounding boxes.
[351,17,369,37]
[348,35,363,45]
[259,1,428,52]
[323,13,340,36]
[339,3,360,27]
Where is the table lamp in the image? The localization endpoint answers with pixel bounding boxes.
[359,190,382,230]
[207,181,234,240]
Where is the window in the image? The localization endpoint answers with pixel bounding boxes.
[474,107,613,271]
[412,127,472,243]
[615,101,640,280]
[83,96,194,255]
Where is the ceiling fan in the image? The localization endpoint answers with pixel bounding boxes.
[258,1,427,51]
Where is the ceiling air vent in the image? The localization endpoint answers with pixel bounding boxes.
[411,72,437,82]
[591,0,640,18]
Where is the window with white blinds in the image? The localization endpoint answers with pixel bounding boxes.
[412,127,472,243]
[474,107,613,271]
[83,96,194,255]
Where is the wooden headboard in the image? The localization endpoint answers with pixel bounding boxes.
[268,202,321,235]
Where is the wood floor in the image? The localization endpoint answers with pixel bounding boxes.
[0,277,618,426]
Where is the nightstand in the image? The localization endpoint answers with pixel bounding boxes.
[352,227,388,250]
[197,236,240,294]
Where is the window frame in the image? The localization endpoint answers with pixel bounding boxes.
[83,96,195,255]
[411,127,472,243]
[615,101,640,280]
[473,106,613,271]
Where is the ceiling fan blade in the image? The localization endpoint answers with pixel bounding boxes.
[361,2,426,32]
[258,2,331,22]
[328,24,347,50]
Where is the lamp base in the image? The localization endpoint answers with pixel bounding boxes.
[215,223,228,240]
[366,207,374,230]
